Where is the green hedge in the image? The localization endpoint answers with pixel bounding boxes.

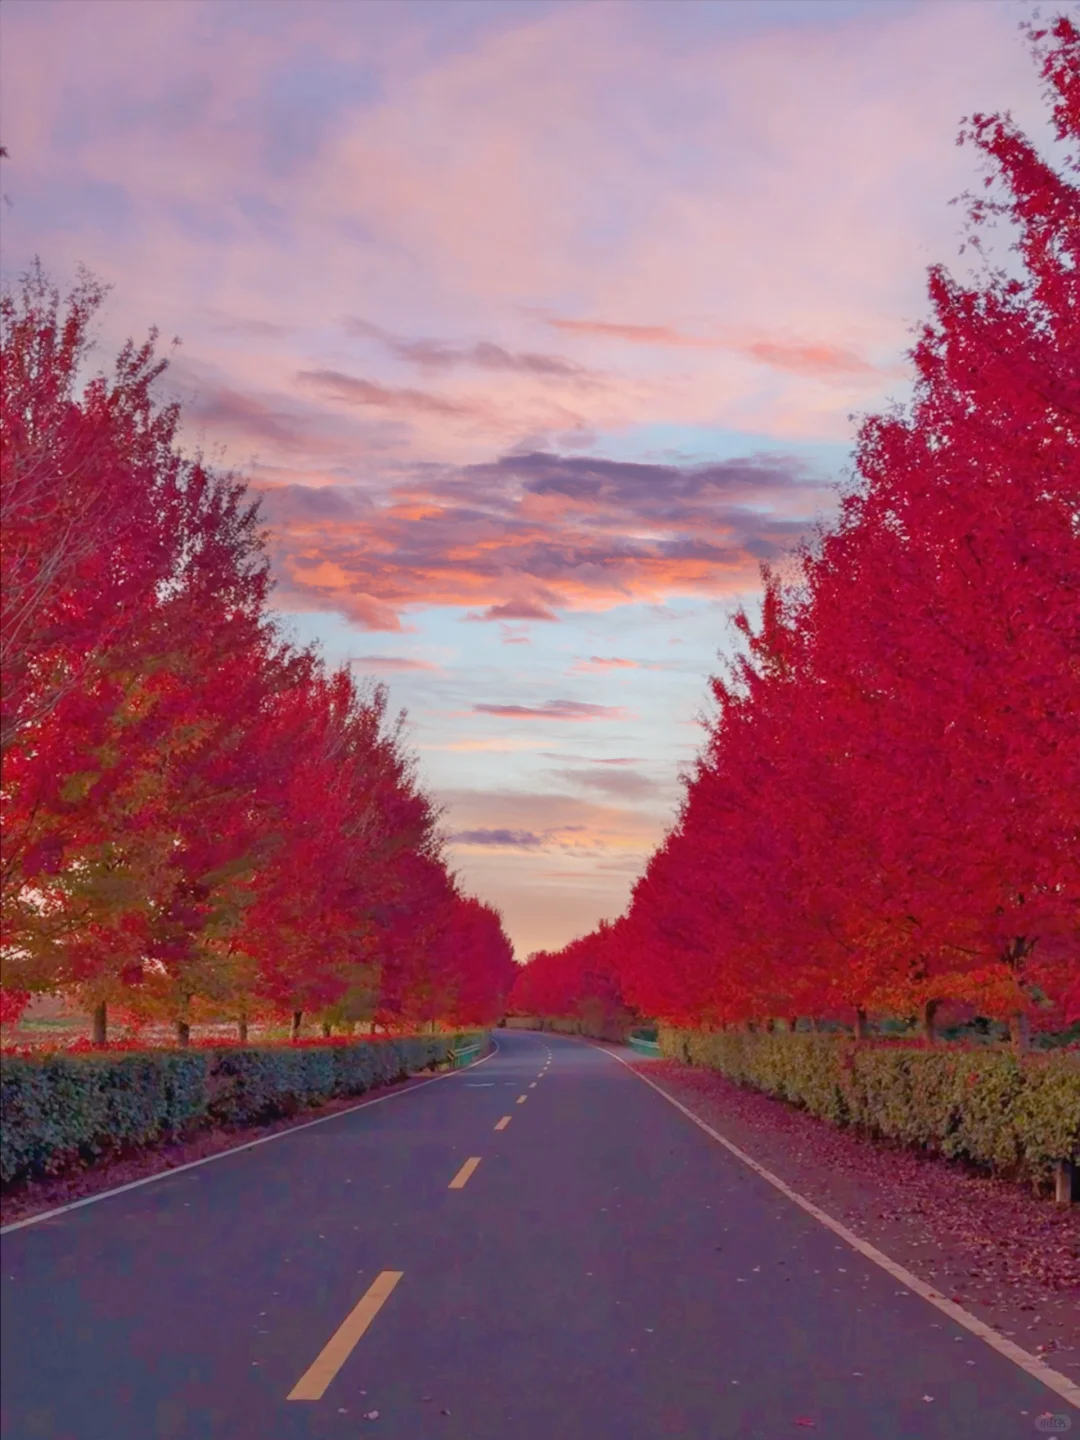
[1,1032,487,1188]
[658,1026,1080,1194]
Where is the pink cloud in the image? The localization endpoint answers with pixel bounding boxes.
[545,315,887,379]
[350,655,439,672]
[2,0,1038,478]
[545,317,718,348]
[572,655,639,672]
[474,700,631,722]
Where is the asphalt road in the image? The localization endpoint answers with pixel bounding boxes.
[0,1030,1071,1439]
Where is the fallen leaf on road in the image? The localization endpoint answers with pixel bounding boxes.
[363,1411,379,1420]
[794,1419,816,1428]
[923,1395,935,1402]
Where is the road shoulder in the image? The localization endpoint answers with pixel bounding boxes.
[587,1042,1080,1385]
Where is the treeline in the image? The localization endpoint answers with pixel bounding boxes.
[509,17,1080,1055]
[0,264,517,1044]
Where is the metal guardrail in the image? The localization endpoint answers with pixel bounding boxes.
[449,1040,485,1069]
[627,1035,662,1057]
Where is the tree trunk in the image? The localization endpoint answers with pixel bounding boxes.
[788,1016,800,1033]
[176,1019,191,1047]
[1011,1009,1031,1057]
[922,999,941,1045]
[91,1002,107,1046]
[237,1016,249,1044]
[854,1008,870,1041]
[1055,1159,1077,1204]
[291,1010,303,1041]
[763,1018,776,1033]
[321,1021,332,1038]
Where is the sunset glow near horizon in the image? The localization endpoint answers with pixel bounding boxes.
[0,0,1048,959]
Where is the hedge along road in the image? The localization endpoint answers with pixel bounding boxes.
[1,1032,1076,1440]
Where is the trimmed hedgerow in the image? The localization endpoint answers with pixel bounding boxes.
[0,1051,207,1186]
[658,1026,1080,1194]
[1,1032,486,1188]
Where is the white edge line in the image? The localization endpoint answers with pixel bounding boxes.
[0,1037,501,1237]
[591,1039,1080,1413]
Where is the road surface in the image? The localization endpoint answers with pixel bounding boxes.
[1,1030,1071,1438]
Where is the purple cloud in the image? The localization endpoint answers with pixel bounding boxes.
[466,600,559,623]
[449,828,545,848]
[297,368,481,418]
[345,318,593,381]
[551,766,658,798]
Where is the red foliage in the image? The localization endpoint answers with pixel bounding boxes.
[524,18,1080,1042]
[0,265,515,1038]
[507,921,633,1028]
[0,988,30,1026]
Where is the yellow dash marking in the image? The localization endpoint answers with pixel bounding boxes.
[287,1270,403,1401]
[449,1157,482,1189]
[516,1095,527,1104]
[494,1115,512,1130]
[529,1082,537,1088]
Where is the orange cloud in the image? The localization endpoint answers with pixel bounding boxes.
[739,339,879,379]
[572,656,639,671]
[350,655,440,672]
[473,700,631,722]
[256,449,832,630]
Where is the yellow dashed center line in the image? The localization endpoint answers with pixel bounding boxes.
[529,1082,537,1088]
[448,1156,482,1189]
[494,1115,512,1130]
[516,1095,527,1104]
[287,1270,403,1401]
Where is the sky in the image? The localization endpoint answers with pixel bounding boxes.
[0,0,1050,959]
